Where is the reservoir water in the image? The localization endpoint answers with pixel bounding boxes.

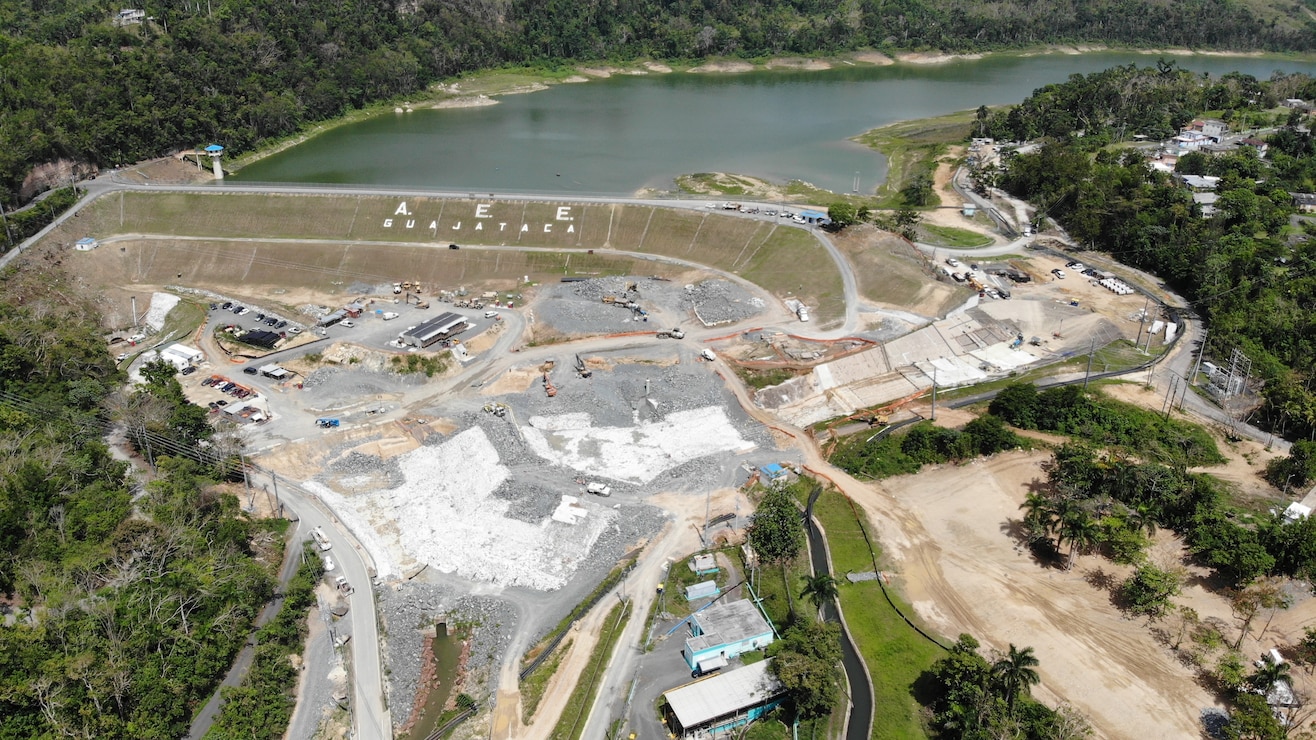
[234,52,1316,195]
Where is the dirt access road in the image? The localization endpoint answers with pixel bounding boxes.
[704,357,1224,738]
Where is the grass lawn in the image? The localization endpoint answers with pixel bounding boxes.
[549,600,631,740]
[917,223,993,249]
[73,192,848,328]
[853,111,975,205]
[807,487,945,740]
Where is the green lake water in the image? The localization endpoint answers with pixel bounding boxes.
[234,52,1316,195]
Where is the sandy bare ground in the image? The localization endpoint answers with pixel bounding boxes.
[857,451,1224,737]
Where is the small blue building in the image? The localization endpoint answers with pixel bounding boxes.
[798,209,832,226]
[759,463,788,485]
[683,598,775,673]
[663,659,786,737]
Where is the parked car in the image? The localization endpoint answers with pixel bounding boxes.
[1052,269,1066,279]
[323,555,336,572]
[181,366,196,375]
[287,327,301,334]
[275,320,288,329]
[340,320,355,328]
[208,303,217,310]
[484,310,499,319]
[221,301,232,310]
[243,367,258,375]
[255,313,266,321]
[116,353,129,362]
[448,243,460,250]
[946,257,961,267]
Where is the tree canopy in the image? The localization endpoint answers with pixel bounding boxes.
[4,0,1316,206]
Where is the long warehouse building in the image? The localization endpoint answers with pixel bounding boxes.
[401,312,468,348]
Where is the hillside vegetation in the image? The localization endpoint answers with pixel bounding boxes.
[3,0,1316,205]
[0,257,284,738]
[980,63,1316,443]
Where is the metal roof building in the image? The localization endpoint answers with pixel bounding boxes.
[662,660,785,738]
[401,312,467,347]
[684,598,776,672]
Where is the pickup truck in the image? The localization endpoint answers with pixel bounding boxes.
[311,526,332,552]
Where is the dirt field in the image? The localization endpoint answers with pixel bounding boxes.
[829,225,970,317]
[845,436,1315,739]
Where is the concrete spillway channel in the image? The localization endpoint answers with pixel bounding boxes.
[804,488,874,740]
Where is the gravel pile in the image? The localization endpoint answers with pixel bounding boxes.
[378,580,521,730]
[1200,707,1229,739]
[490,478,562,524]
[301,367,343,388]
[378,581,455,728]
[535,279,653,336]
[328,451,403,487]
[681,279,764,326]
[467,413,537,466]
[452,596,518,679]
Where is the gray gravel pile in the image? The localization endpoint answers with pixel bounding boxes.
[301,367,342,388]
[682,279,765,326]
[451,596,518,683]
[535,278,655,336]
[489,478,562,524]
[327,451,403,487]
[466,413,537,465]
[378,580,457,729]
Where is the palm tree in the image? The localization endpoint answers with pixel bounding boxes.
[1252,659,1293,696]
[799,573,840,614]
[1056,507,1098,571]
[992,644,1041,713]
[1019,493,1057,546]
[1127,503,1158,539]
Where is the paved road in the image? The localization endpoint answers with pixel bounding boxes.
[14,171,1291,738]
[246,466,394,739]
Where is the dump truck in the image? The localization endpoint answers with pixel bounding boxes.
[656,328,685,339]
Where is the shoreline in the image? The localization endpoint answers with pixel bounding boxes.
[229,45,1316,172]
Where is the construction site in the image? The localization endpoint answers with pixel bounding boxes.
[37,178,1210,739]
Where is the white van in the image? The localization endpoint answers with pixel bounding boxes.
[484,310,499,319]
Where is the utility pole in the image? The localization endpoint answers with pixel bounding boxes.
[1190,328,1208,385]
[1162,375,1177,418]
[1083,338,1096,389]
[1134,298,1149,353]
[930,366,938,421]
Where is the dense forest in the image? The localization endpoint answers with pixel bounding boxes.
[977,63,1316,442]
[3,0,1316,205]
[0,256,284,737]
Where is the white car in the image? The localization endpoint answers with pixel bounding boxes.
[340,320,355,328]
[946,257,961,268]
[1052,269,1066,279]
[323,555,336,572]
[116,353,129,362]
[287,327,301,334]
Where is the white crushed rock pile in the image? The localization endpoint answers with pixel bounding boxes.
[143,292,180,331]
[311,427,615,590]
[520,406,755,484]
